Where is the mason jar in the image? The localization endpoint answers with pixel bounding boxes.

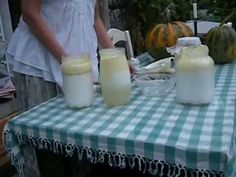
[176,45,215,105]
[99,48,132,106]
[61,54,94,108]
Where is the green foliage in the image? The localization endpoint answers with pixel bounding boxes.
[172,0,192,21]
[124,0,191,34]
[124,0,171,30]
[200,0,236,27]
[198,0,211,9]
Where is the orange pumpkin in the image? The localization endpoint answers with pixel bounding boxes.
[145,22,194,60]
[146,22,193,49]
[145,3,194,60]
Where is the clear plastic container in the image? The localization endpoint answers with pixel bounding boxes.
[61,55,94,108]
[134,73,175,97]
[99,48,132,106]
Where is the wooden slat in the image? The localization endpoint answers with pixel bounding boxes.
[0,146,6,156]
[0,0,13,42]
[0,116,10,147]
[0,112,17,168]
[0,99,17,120]
[99,0,110,29]
[0,153,10,167]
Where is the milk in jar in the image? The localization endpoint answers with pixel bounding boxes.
[176,45,215,105]
[99,48,131,106]
[61,55,94,108]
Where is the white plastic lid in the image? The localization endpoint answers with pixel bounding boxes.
[166,37,201,55]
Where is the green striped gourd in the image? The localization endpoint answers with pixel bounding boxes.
[205,25,236,64]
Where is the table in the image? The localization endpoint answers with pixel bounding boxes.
[4,62,236,177]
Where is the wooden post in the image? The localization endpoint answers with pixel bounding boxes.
[192,0,198,36]
[0,1,13,42]
[99,0,110,29]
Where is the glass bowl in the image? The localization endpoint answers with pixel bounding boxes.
[133,73,176,97]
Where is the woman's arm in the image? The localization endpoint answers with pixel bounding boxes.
[21,0,66,63]
[94,0,114,48]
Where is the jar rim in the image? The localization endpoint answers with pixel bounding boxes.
[61,55,92,75]
[181,45,209,55]
[99,47,125,58]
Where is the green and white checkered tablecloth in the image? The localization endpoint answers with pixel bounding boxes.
[4,62,236,177]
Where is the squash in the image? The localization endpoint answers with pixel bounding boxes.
[145,4,194,60]
[146,22,194,59]
[205,25,236,64]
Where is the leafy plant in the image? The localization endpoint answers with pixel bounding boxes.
[201,0,236,28]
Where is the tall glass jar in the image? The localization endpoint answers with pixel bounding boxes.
[61,54,94,108]
[176,45,215,105]
[99,48,132,106]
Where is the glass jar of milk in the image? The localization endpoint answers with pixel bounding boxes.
[99,48,132,106]
[176,45,215,105]
[61,54,94,108]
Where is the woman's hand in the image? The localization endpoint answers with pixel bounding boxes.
[128,62,136,77]
[94,1,114,48]
[21,0,66,63]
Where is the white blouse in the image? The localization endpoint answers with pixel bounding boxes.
[6,0,98,87]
